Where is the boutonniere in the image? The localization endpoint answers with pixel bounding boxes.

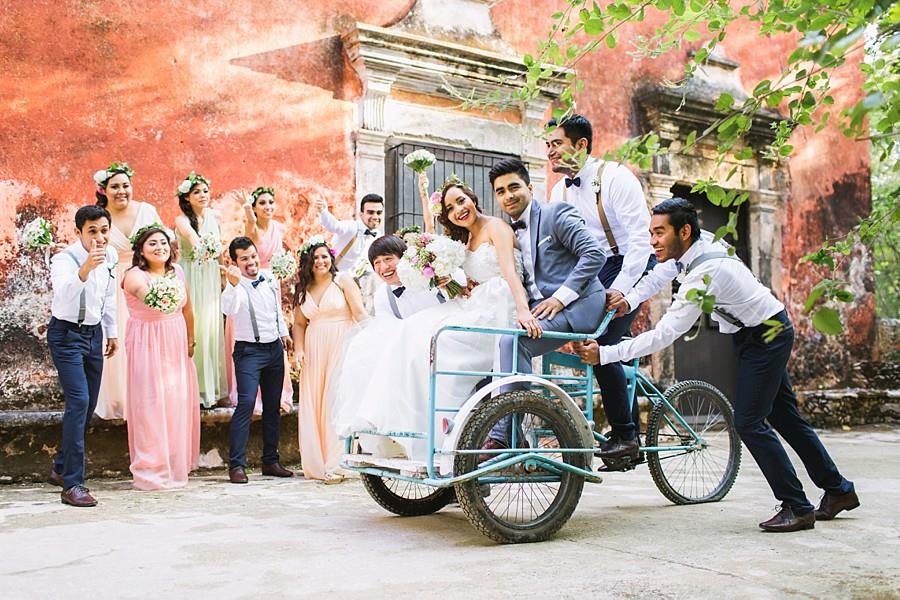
[590,173,602,194]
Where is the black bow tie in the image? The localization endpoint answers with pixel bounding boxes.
[675,261,685,273]
[364,229,378,237]
[392,286,406,298]
[251,275,266,288]
[510,220,526,231]
[565,176,581,188]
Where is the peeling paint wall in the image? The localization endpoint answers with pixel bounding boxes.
[1,0,875,408]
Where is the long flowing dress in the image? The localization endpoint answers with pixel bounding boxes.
[298,277,355,480]
[225,221,293,413]
[124,265,200,490]
[96,201,164,420]
[177,208,227,408]
[334,244,518,463]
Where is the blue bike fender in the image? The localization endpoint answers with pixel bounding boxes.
[439,375,594,475]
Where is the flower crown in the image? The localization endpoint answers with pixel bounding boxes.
[129,222,167,247]
[93,162,134,189]
[442,173,466,189]
[177,171,211,196]
[250,186,275,203]
[396,224,422,238]
[298,234,331,258]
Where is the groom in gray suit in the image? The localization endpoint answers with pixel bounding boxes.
[486,158,606,448]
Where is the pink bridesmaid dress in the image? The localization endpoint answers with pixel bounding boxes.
[124,265,201,490]
[298,278,355,480]
[225,221,294,413]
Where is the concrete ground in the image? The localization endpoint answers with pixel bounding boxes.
[2,426,898,600]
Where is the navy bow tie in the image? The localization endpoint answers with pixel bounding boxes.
[364,229,378,237]
[510,220,526,231]
[565,176,581,188]
[392,286,405,298]
[251,275,266,288]
[675,261,685,273]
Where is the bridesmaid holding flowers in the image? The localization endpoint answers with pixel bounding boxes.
[122,225,200,490]
[93,162,166,420]
[175,172,228,408]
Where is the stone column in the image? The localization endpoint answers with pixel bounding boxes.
[522,97,552,200]
[747,190,783,291]
[353,69,395,199]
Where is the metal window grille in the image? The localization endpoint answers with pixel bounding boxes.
[384,142,518,234]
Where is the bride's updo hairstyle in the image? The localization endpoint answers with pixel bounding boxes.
[438,181,481,244]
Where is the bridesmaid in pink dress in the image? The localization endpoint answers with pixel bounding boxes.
[122,226,201,490]
[292,241,368,482]
[224,187,294,412]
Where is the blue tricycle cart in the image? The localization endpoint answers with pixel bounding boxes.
[341,311,741,543]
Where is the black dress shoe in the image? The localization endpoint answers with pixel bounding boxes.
[229,466,249,484]
[48,468,64,488]
[815,489,860,520]
[759,505,815,532]
[61,485,97,507]
[261,463,294,478]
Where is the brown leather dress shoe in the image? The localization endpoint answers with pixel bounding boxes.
[61,485,97,507]
[261,463,294,478]
[229,466,249,484]
[758,505,815,532]
[48,468,64,488]
[815,489,860,520]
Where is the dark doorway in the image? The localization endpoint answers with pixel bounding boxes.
[671,184,750,403]
[384,142,517,234]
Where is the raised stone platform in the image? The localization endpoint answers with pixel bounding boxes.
[798,389,900,427]
[0,407,300,483]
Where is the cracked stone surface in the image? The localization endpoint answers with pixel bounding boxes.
[2,426,898,599]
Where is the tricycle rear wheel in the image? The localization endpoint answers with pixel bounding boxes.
[361,474,454,516]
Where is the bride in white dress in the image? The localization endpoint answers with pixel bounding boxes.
[333,182,541,461]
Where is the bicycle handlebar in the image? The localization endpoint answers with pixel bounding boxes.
[434,309,616,343]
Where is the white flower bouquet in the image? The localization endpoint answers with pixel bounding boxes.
[270,249,297,280]
[21,217,54,250]
[189,232,222,263]
[403,149,436,173]
[396,232,466,298]
[144,274,184,314]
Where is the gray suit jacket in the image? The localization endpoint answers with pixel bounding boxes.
[527,201,607,333]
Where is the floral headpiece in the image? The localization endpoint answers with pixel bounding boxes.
[129,222,167,247]
[250,186,275,203]
[442,173,466,189]
[298,234,331,259]
[396,224,422,238]
[177,171,211,196]
[93,162,134,190]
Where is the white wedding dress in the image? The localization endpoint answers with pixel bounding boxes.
[333,244,521,461]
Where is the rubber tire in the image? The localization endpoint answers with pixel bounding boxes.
[454,390,586,544]
[361,474,454,516]
[647,380,741,505]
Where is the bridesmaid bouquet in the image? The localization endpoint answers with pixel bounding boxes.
[21,217,54,250]
[189,232,222,263]
[396,233,466,298]
[270,249,297,280]
[144,274,184,314]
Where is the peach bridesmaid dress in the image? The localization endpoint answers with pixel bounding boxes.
[298,278,354,480]
[224,221,293,412]
[124,265,200,490]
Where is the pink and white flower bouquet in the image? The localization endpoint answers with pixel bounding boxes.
[396,232,466,298]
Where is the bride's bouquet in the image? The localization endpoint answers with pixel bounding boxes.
[189,232,222,263]
[144,274,184,314]
[403,149,436,173]
[270,249,297,280]
[396,232,466,298]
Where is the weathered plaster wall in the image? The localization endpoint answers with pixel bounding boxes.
[0,0,875,407]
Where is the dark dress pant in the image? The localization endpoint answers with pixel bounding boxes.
[732,310,853,513]
[593,254,656,441]
[47,317,104,490]
[229,340,285,468]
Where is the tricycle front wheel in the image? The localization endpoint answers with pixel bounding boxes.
[361,474,454,516]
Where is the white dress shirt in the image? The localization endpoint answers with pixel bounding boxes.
[319,209,380,271]
[373,284,444,319]
[221,270,289,343]
[599,238,785,365]
[50,242,118,337]
[513,201,578,306]
[622,229,728,313]
[549,159,653,295]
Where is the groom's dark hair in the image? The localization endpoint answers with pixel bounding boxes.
[652,197,701,242]
[489,158,531,186]
[228,236,257,261]
[547,113,593,153]
[368,235,407,266]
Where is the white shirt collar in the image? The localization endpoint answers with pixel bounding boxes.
[515,201,533,228]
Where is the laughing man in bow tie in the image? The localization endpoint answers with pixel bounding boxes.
[220,237,294,484]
